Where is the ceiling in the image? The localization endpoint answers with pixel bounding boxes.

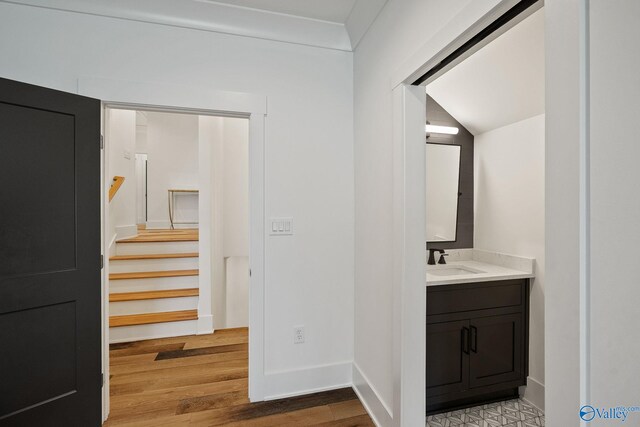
[207,0,358,24]
[426,8,545,135]
[3,0,387,51]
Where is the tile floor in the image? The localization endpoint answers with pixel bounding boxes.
[426,399,545,427]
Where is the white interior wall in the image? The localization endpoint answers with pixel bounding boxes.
[106,108,137,242]
[135,111,148,154]
[589,0,640,415]
[199,116,249,329]
[199,116,224,331]
[146,112,199,229]
[353,0,501,419]
[134,154,147,225]
[223,118,249,258]
[474,114,545,409]
[0,1,353,398]
[222,118,249,329]
[226,256,249,328]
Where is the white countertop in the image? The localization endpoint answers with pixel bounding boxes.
[426,249,535,286]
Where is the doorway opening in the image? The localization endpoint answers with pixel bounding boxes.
[423,5,545,422]
[391,0,545,425]
[104,106,251,424]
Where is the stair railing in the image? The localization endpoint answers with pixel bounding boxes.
[109,176,125,202]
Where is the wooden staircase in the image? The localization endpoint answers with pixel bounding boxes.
[109,228,200,343]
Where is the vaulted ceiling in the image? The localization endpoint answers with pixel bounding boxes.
[3,0,387,51]
[426,8,545,135]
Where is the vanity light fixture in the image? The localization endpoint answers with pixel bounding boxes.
[425,124,459,135]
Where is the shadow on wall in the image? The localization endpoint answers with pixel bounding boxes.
[225,256,249,328]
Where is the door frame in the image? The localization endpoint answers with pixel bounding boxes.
[389,0,588,425]
[77,77,267,421]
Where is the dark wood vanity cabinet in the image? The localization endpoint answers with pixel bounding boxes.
[426,279,529,414]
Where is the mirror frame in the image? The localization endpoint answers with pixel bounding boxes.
[425,141,462,244]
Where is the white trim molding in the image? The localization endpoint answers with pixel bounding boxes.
[3,0,350,51]
[392,1,524,88]
[78,77,267,117]
[391,84,427,426]
[2,0,388,52]
[263,362,352,401]
[352,363,393,427]
[86,77,268,419]
[545,0,590,425]
[521,376,545,413]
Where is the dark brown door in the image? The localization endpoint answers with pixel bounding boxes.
[469,313,523,389]
[426,320,470,398]
[0,78,101,426]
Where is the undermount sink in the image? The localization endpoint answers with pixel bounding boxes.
[427,265,485,276]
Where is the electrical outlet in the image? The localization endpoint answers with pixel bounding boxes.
[293,326,305,344]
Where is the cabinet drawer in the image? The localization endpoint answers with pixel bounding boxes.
[427,280,524,315]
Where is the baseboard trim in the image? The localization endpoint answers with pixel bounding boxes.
[263,361,352,401]
[352,362,393,427]
[197,314,214,335]
[116,224,138,240]
[520,376,545,412]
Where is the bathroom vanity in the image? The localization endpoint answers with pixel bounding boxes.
[425,250,534,414]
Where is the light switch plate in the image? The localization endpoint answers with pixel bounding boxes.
[270,217,293,236]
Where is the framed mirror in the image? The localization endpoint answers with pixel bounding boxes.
[426,143,461,243]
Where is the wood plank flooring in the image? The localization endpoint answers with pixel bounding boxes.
[105,328,373,426]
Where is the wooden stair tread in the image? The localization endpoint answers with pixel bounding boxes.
[110,310,198,327]
[109,269,199,280]
[117,229,199,243]
[110,253,199,261]
[109,288,199,302]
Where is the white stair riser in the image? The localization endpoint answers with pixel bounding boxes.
[109,319,198,343]
[109,257,199,273]
[109,275,199,293]
[116,241,199,255]
[109,296,199,316]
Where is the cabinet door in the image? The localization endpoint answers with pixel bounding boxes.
[426,320,470,397]
[469,313,523,389]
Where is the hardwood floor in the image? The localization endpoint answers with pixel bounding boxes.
[105,328,373,426]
